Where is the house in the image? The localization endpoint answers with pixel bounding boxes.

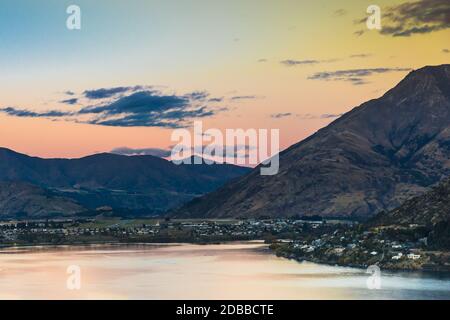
[392,253,403,260]
[407,253,421,260]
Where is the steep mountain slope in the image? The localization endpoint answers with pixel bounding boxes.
[0,149,251,215]
[372,176,450,227]
[0,182,84,218]
[175,65,450,219]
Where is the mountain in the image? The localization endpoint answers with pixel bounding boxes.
[0,182,85,218]
[370,176,450,250]
[372,176,450,227]
[175,64,450,219]
[0,149,251,217]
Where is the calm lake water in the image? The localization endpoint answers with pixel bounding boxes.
[0,242,449,300]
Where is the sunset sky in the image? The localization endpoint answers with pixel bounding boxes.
[0,0,448,159]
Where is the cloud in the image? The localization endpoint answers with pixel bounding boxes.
[296,113,343,120]
[110,147,172,158]
[307,67,411,85]
[230,95,259,101]
[333,9,347,16]
[355,0,450,37]
[83,86,142,99]
[65,91,75,96]
[192,144,256,159]
[258,59,268,63]
[443,48,450,53]
[271,113,292,119]
[270,112,343,120]
[349,53,372,58]
[0,88,225,128]
[319,113,344,119]
[280,59,319,66]
[0,107,71,118]
[60,98,78,105]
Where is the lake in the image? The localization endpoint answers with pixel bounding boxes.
[0,242,449,300]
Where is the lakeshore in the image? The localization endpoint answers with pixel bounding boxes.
[1,242,449,300]
[1,217,449,273]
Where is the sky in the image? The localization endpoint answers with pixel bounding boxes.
[0,0,449,160]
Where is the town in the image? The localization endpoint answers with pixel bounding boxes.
[1,217,448,272]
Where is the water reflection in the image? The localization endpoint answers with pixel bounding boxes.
[0,243,449,300]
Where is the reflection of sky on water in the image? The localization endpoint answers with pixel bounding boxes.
[0,243,449,300]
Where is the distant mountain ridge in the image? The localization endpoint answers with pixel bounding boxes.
[0,148,251,217]
[175,64,450,219]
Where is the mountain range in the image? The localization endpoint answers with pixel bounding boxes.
[174,64,450,219]
[0,149,250,218]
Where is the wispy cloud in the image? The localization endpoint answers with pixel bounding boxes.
[83,86,143,99]
[443,48,450,53]
[307,67,411,85]
[230,95,260,101]
[271,113,292,119]
[0,87,225,128]
[280,59,319,66]
[297,113,344,120]
[270,112,343,120]
[60,98,78,105]
[281,54,372,68]
[354,0,450,37]
[349,53,372,58]
[110,147,172,157]
[333,9,347,17]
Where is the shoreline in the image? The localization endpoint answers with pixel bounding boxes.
[2,240,449,276]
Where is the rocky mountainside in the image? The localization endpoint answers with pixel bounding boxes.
[175,65,450,219]
[0,149,250,216]
[373,176,450,227]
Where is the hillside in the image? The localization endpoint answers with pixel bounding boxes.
[0,149,251,216]
[0,182,84,218]
[175,64,450,219]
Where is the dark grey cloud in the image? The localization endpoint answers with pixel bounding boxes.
[308,67,411,85]
[0,89,225,128]
[271,112,292,119]
[84,86,142,99]
[65,91,75,96]
[443,48,450,53]
[60,98,78,105]
[355,0,450,37]
[110,147,172,158]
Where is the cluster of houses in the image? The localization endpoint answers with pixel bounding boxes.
[0,218,351,244]
[286,226,426,265]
